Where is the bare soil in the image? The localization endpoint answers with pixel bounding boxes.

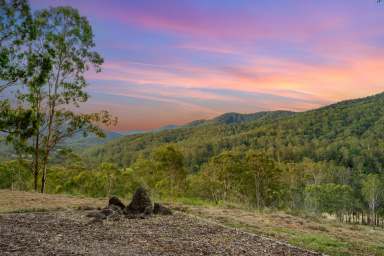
[0,210,321,256]
[0,190,104,213]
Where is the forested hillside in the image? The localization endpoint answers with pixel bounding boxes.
[84,110,294,169]
[85,92,384,174]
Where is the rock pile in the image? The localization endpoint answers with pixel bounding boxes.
[125,186,153,216]
[87,186,172,222]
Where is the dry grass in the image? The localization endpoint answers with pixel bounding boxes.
[0,189,105,213]
[177,204,384,256]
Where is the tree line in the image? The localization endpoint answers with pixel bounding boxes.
[1,144,383,227]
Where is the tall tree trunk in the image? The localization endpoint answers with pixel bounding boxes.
[34,170,38,191]
[33,134,39,192]
[40,53,62,193]
[32,85,42,192]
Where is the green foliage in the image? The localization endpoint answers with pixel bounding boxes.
[85,93,384,175]
[0,0,38,152]
[0,101,36,152]
[0,160,32,190]
[186,150,282,208]
[0,0,33,89]
[188,151,245,203]
[244,151,282,208]
[131,145,187,198]
[152,145,187,197]
[305,183,353,215]
[42,164,140,198]
[362,174,384,220]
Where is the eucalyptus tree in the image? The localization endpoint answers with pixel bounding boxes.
[30,6,116,192]
[153,145,187,198]
[1,1,116,192]
[362,174,383,225]
[245,151,282,208]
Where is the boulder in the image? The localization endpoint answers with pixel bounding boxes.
[153,203,172,215]
[86,187,173,222]
[124,187,153,215]
[108,196,125,210]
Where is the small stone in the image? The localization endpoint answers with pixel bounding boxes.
[93,211,108,220]
[109,204,124,214]
[101,208,115,217]
[153,203,172,215]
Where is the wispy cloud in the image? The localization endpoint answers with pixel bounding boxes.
[31,0,384,130]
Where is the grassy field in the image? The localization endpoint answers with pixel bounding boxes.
[1,190,384,256]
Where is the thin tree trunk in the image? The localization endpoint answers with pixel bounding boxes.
[40,163,47,193]
[40,53,63,193]
[33,134,40,192]
[34,171,38,191]
[31,84,42,192]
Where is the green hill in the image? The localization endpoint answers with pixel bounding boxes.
[83,92,384,173]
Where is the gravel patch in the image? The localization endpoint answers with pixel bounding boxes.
[0,211,322,255]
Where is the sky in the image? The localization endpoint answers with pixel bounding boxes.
[30,0,384,131]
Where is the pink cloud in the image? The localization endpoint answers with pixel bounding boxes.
[88,49,384,106]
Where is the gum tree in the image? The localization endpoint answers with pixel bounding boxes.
[30,6,116,192]
[362,174,383,225]
[1,1,116,192]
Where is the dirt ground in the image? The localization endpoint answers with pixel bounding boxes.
[0,190,105,213]
[0,210,321,256]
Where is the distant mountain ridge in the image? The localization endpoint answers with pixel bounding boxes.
[184,110,294,127]
[83,91,384,173]
[43,110,292,153]
[212,111,294,125]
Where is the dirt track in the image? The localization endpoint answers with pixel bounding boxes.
[0,211,321,256]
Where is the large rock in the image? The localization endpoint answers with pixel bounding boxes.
[86,187,173,222]
[124,187,153,215]
[108,196,125,210]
